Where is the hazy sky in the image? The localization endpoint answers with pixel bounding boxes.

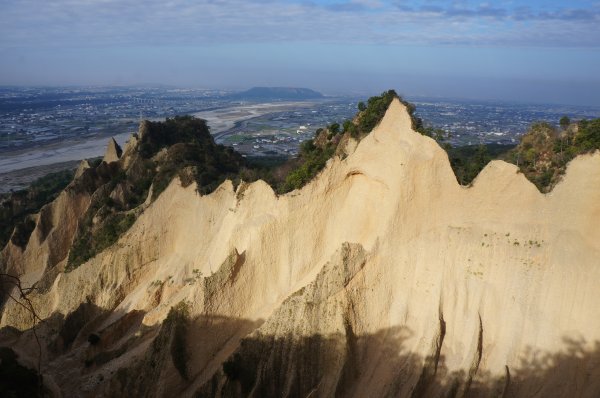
[1,0,599,105]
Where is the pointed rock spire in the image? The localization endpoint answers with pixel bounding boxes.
[74,159,91,178]
[103,137,122,164]
[371,97,415,139]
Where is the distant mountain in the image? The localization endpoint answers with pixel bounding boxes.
[231,87,324,100]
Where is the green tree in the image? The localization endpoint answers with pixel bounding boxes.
[343,120,352,131]
[576,119,600,151]
[559,116,571,130]
[329,123,340,135]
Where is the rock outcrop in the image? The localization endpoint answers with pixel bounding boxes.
[1,99,600,397]
[103,137,123,164]
[74,160,91,179]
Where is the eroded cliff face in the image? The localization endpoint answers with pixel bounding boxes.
[1,99,600,397]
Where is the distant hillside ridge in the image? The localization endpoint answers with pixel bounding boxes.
[230,86,324,101]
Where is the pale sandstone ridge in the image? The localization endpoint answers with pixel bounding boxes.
[103,137,123,163]
[1,98,600,397]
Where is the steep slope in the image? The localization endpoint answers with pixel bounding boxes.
[1,99,600,397]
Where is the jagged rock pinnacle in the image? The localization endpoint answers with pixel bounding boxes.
[74,159,90,178]
[103,137,123,163]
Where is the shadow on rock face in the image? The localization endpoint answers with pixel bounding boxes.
[198,326,600,398]
[2,305,600,398]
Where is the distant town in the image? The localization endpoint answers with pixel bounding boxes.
[1,85,599,190]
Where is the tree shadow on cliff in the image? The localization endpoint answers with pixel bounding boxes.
[0,300,263,397]
[0,301,150,397]
[494,337,600,398]
[197,323,600,398]
[3,305,600,398]
[108,311,263,398]
[198,325,439,397]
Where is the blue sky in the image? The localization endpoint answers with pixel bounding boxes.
[1,0,599,105]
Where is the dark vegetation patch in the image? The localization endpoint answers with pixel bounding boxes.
[66,163,138,270]
[281,140,337,192]
[139,116,245,197]
[239,156,300,192]
[0,169,74,249]
[274,90,408,193]
[431,117,600,189]
[67,213,136,270]
[446,143,516,186]
[67,116,246,270]
[503,118,600,191]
